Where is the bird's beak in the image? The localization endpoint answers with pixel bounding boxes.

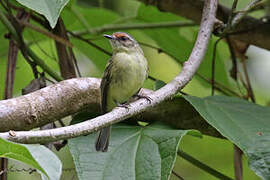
[104,34,114,40]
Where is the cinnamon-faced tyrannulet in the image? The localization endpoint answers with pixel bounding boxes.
[95,32,148,152]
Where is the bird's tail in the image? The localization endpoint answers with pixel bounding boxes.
[95,126,111,152]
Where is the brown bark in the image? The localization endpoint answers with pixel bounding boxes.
[53,18,77,79]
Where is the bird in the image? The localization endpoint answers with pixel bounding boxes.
[95,32,148,152]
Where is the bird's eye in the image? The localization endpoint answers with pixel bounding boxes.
[120,36,128,41]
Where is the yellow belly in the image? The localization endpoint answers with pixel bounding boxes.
[106,52,148,111]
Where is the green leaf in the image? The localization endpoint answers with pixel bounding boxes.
[0,138,62,180]
[184,95,270,180]
[69,123,191,180]
[154,80,166,90]
[77,0,100,8]
[136,4,191,61]
[15,0,70,28]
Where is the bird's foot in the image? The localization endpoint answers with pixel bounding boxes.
[115,102,130,111]
[133,94,152,104]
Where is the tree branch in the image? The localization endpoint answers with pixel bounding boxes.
[138,0,270,51]
[18,20,73,48]
[0,78,100,131]
[0,0,218,143]
[53,18,77,79]
[76,21,197,36]
[231,0,262,28]
[0,78,221,137]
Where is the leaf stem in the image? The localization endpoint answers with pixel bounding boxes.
[178,150,234,180]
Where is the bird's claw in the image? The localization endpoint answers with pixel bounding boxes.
[133,94,152,104]
[116,102,130,112]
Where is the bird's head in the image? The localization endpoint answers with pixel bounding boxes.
[104,32,141,53]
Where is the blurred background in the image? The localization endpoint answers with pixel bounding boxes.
[1,0,269,179]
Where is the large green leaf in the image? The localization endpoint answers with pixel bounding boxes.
[184,95,270,180]
[69,123,193,180]
[0,138,62,180]
[15,0,70,28]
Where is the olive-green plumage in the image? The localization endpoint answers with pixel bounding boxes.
[95,32,148,152]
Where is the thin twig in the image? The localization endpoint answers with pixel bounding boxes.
[234,145,243,180]
[234,0,265,13]
[4,38,18,99]
[29,11,50,29]
[172,170,184,180]
[239,73,249,96]
[226,37,238,80]
[80,21,197,35]
[235,78,245,97]
[227,35,255,102]
[226,37,247,98]
[227,0,239,28]
[178,150,234,180]
[211,37,223,95]
[18,20,73,48]
[241,59,256,102]
[147,75,157,81]
[231,0,262,28]
[68,30,111,56]
[0,0,8,11]
[73,21,196,36]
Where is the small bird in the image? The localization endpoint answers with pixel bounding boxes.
[95,32,148,152]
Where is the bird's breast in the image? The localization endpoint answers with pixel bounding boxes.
[107,52,148,108]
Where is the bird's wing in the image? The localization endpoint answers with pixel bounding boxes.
[100,59,113,113]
